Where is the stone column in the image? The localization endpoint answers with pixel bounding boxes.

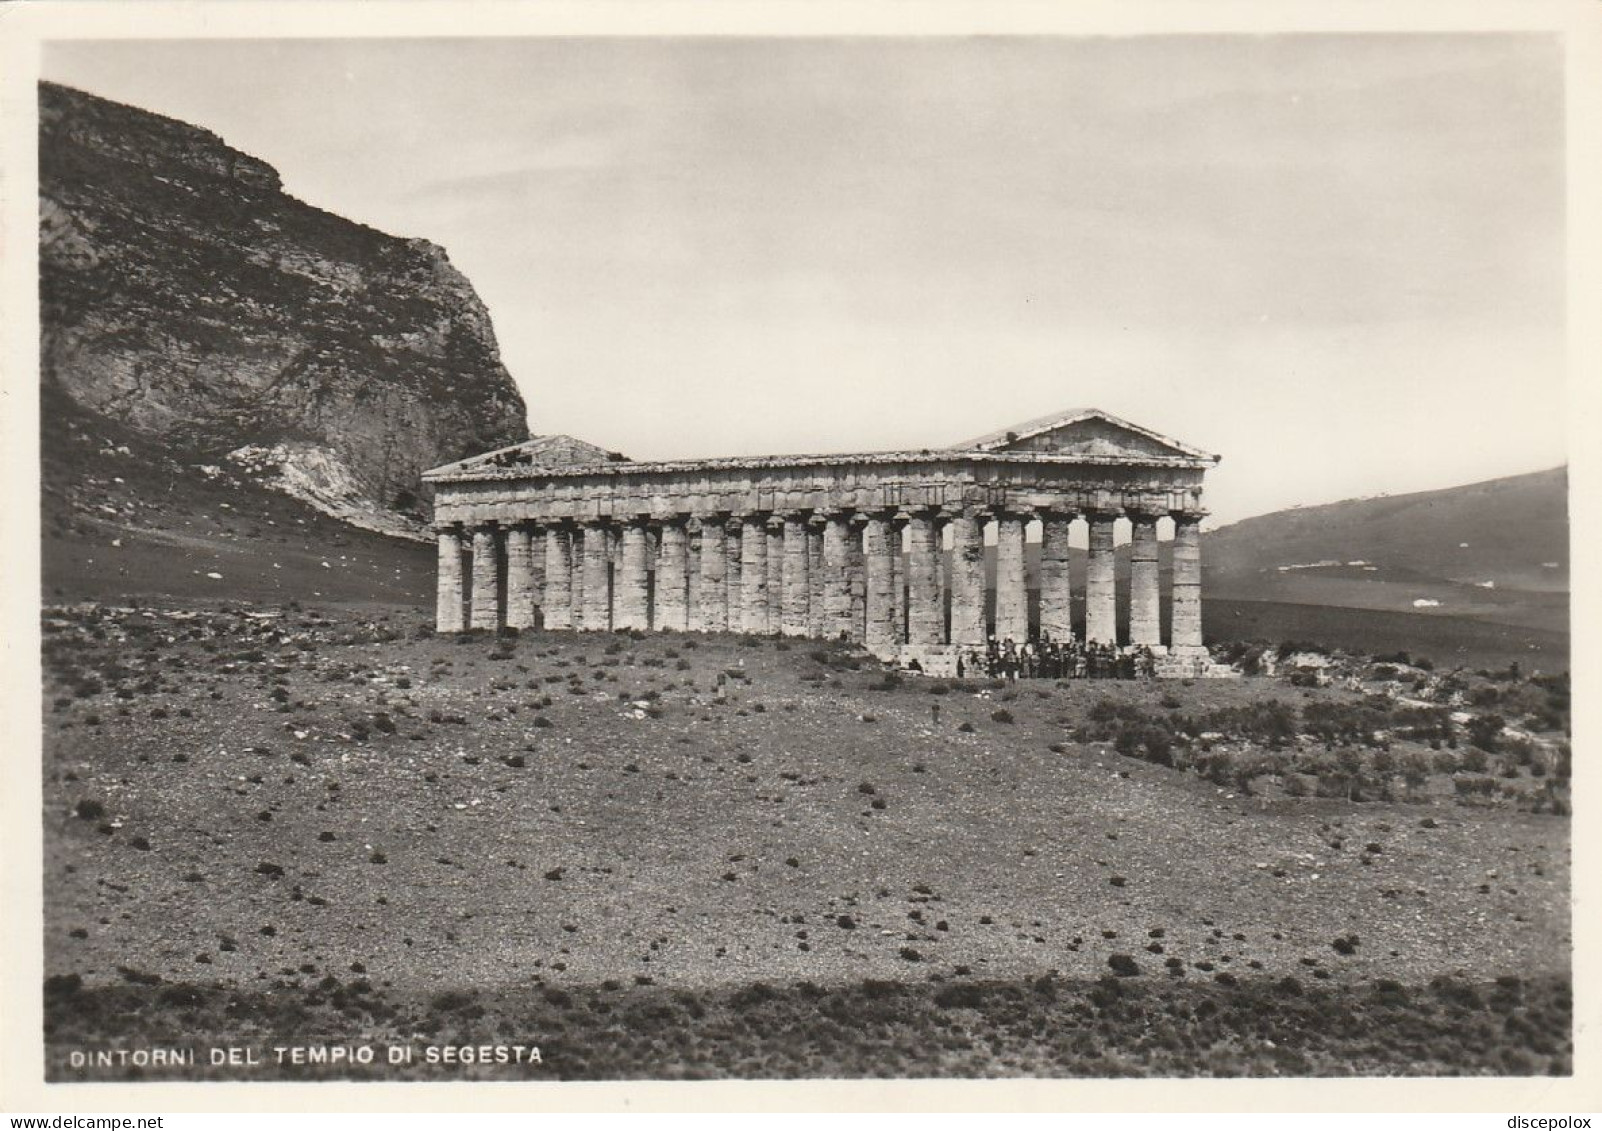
[821,513,853,640]
[469,524,501,631]
[1085,511,1119,646]
[542,525,574,630]
[863,513,897,651]
[724,518,744,632]
[698,516,728,632]
[608,525,623,630]
[993,514,1028,643]
[847,518,866,642]
[581,521,611,631]
[888,518,905,643]
[435,526,468,633]
[616,520,650,630]
[686,530,701,627]
[504,525,537,630]
[1038,513,1073,643]
[948,512,986,646]
[569,527,586,630]
[1129,513,1162,649]
[906,512,943,645]
[1171,513,1205,653]
[655,520,690,631]
[781,514,811,636]
[739,516,769,634]
[765,520,785,632]
[806,521,825,638]
[529,525,546,624]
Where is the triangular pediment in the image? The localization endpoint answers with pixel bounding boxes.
[951,408,1216,463]
[424,434,626,478]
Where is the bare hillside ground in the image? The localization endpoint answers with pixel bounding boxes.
[41,605,1570,1079]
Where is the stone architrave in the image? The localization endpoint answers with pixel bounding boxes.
[994,514,1028,644]
[1086,512,1118,646]
[435,527,467,634]
[863,514,896,650]
[698,517,728,632]
[582,522,612,631]
[542,526,573,630]
[1171,514,1205,653]
[470,525,500,631]
[822,513,853,640]
[504,525,537,629]
[1039,513,1073,643]
[781,515,811,636]
[1129,513,1162,649]
[655,521,689,631]
[765,521,784,632]
[617,520,650,630]
[740,517,768,635]
[906,512,942,646]
[948,512,985,646]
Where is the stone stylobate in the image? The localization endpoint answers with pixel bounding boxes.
[423,409,1220,675]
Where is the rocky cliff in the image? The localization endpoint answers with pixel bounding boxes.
[39,81,529,534]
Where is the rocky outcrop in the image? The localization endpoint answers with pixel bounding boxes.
[39,81,529,529]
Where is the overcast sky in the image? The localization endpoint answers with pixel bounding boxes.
[43,35,1566,527]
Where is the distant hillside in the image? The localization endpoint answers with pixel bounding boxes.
[39,81,529,534]
[1200,467,1568,634]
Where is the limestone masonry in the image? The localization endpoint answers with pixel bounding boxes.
[424,409,1219,673]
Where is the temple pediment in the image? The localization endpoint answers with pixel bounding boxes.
[951,408,1217,464]
[425,434,626,478]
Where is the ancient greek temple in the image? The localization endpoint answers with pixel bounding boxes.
[424,408,1219,672]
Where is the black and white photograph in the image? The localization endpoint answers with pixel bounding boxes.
[2,0,1599,1114]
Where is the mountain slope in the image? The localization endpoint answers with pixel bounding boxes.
[1200,467,1568,633]
[39,80,529,532]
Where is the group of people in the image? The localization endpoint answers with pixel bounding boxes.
[955,635,1160,681]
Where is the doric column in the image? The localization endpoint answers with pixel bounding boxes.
[822,512,854,640]
[1085,511,1119,646]
[863,513,897,650]
[994,513,1028,643]
[948,511,986,646]
[724,518,743,632]
[504,525,537,630]
[739,515,769,634]
[607,525,623,630]
[655,520,690,631]
[616,519,650,630]
[781,514,811,636]
[580,522,612,630]
[529,525,546,623]
[906,511,943,645]
[1171,513,1205,653]
[1039,512,1074,643]
[1129,512,1162,649]
[765,520,785,632]
[806,521,825,638]
[542,525,574,630]
[569,526,586,630]
[469,524,501,631]
[435,526,468,633]
[847,517,866,642]
[888,518,905,643]
[697,515,728,632]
